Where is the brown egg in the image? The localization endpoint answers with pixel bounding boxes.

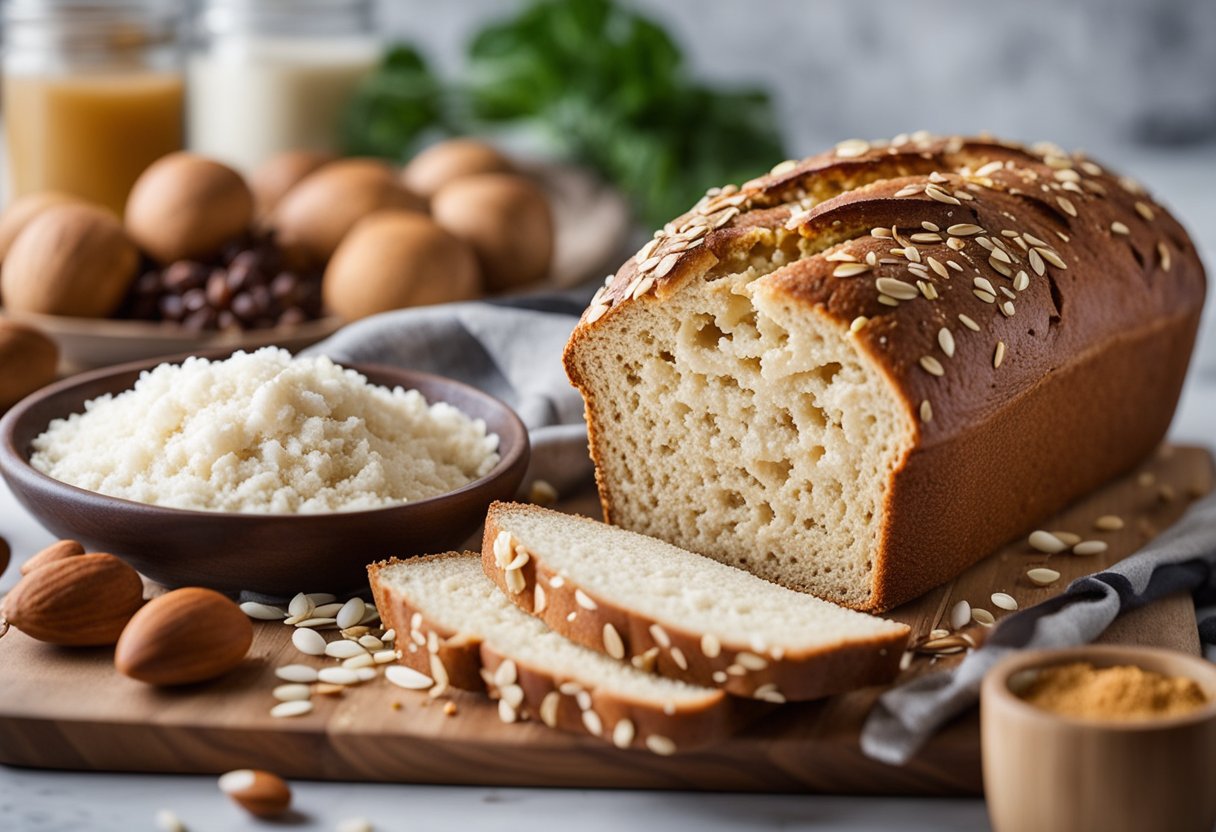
[0,191,82,262]
[125,152,254,263]
[402,138,514,199]
[273,159,425,266]
[0,320,58,410]
[249,149,335,219]
[323,210,481,321]
[430,173,553,292]
[2,203,139,317]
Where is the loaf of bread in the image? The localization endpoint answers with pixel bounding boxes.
[368,552,735,753]
[482,502,909,701]
[564,133,1205,612]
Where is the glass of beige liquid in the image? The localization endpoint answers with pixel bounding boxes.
[3,0,186,215]
[188,0,380,175]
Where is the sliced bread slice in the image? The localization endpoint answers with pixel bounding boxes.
[368,552,733,754]
[481,502,911,702]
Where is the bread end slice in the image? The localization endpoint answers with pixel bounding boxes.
[368,552,740,754]
[481,502,910,702]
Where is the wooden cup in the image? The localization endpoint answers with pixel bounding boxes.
[981,645,1216,832]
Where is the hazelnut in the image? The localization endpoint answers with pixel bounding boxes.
[0,320,58,409]
[250,149,335,219]
[1,203,139,317]
[125,152,254,263]
[0,191,81,263]
[402,138,514,199]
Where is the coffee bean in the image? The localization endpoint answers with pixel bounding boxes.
[162,261,206,292]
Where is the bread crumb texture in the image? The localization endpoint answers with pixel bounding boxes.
[31,347,499,513]
[1018,662,1208,721]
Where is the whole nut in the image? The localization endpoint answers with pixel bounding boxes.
[0,191,80,262]
[0,320,58,410]
[401,138,513,199]
[2,553,144,645]
[126,152,254,263]
[218,769,292,818]
[115,587,253,686]
[250,149,335,218]
[272,158,425,265]
[20,539,86,576]
[1,203,139,317]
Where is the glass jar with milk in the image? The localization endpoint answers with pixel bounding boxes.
[189,0,379,174]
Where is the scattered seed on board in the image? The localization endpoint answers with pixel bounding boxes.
[325,640,367,660]
[1073,540,1109,556]
[971,608,996,626]
[385,665,433,690]
[240,602,286,621]
[949,600,972,631]
[1027,568,1062,587]
[1094,515,1125,531]
[646,735,678,756]
[276,664,319,683]
[991,593,1018,611]
[336,598,366,630]
[318,667,361,686]
[270,700,313,719]
[1051,531,1082,546]
[273,683,311,702]
[1028,530,1068,554]
[292,628,327,656]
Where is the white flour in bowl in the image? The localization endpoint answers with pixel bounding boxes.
[30,347,501,513]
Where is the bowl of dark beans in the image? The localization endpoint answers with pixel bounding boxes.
[0,234,340,371]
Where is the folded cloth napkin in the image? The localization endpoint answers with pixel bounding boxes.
[303,294,593,496]
[861,490,1216,765]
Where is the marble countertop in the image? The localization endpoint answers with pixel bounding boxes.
[3,145,1216,831]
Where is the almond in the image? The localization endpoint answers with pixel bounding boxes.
[2,553,143,645]
[115,587,252,686]
[20,539,85,575]
[217,769,292,818]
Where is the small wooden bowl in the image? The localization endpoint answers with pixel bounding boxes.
[982,645,1216,832]
[0,355,529,595]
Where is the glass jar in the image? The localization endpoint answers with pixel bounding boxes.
[2,0,186,215]
[189,0,380,174]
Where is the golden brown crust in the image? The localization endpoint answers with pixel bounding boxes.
[368,553,739,753]
[481,503,908,701]
[562,133,1206,612]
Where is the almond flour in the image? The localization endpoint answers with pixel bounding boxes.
[30,348,500,513]
[1019,662,1207,720]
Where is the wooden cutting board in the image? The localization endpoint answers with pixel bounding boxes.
[0,445,1209,795]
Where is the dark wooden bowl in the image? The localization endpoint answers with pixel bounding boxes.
[0,356,530,595]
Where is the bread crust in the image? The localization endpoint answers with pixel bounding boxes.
[368,553,738,754]
[563,134,1206,611]
[481,503,909,701]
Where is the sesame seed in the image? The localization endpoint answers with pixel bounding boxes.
[1135,201,1155,221]
[1000,301,1015,317]
[1013,270,1030,291]
[631,276,655,300]
[849,316,868,333]
[928,171,948,184]
[1029,530,1068,554]
[581,709,603,736]
[975,160,1004,178]
[833,262,872,278]
[575,589,598,610]
[770,159,798,175]
[954,190,974,201]
[1080,160,1103,176]
[943,222,982,235]
[1158,241,1172,272]
[958,313,981,331]
[993,340,1007,368]
[973,276,997,294]
[1036,247,1068,269]
[925,184,962,205]
[826,250,858,262]
[875,277,918,300]
[865,251,878,266]
[918,280,939,300]
[991,593,1018,611]
[877,294,900,307]
[989,246,1013,264]
[894,184,923,198]
[946,237,965,251]
[973,289,997,303]
[736,651,768,671]
[920,400,933,422]
[835,138,870,158]
[911,232,942,244]
[1110,221,1130,235]
[649,623,671,648]
[919,355,945,377]
[922,221,940,232]
[1023,233,1049,247]
[927,256,948,278]
[938,327,955,357]
[1027,568,1061,587]
[1073,540,1108,556]
[671,647,688,670]
[871,227,894,238]
[975,236,995,251]
[602,623,625,659]
[700,634,721,658]
[646,735,678,756]
[1028,248,1046,276]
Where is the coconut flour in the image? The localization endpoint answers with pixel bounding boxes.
[31,348,501,513]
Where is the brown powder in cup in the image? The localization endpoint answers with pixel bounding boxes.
[1018,662,1208,720]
